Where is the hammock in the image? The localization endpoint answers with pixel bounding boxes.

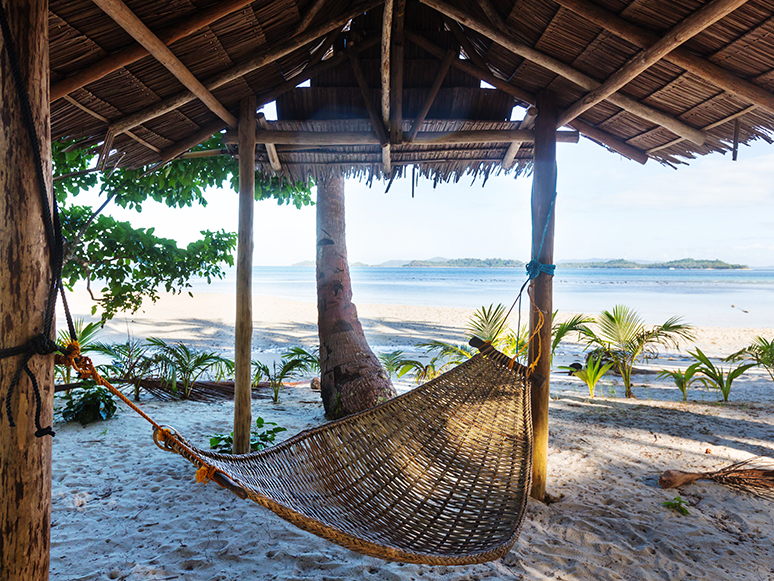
[150,342,539,565]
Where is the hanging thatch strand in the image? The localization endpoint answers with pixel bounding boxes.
[660,457,774,501]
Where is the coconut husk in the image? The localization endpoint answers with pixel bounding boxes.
[659,457,774,501]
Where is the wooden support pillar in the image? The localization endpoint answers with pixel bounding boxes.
[0,0,53,579]
[528,91,557,502]
[233,95,256,454]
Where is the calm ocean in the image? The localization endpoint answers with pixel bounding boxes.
[192,266,774,328]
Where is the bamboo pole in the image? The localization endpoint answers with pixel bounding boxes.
[233,96,256,454]
[91,0,237,127]
[51,0,254,101]
[551,0,774,115]
[0,0,53,578]
[417,0,706,145]
[528,91,558,503]
[558,0,751,127]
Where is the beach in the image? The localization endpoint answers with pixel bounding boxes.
[50,291,774,580]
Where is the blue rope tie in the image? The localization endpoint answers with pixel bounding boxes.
[525,259,555,280]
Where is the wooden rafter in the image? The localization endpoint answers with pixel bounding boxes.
[63,95,162,153]
[478,0,508,33]
[407,49,456,142]
[157,37,381,164]
[552,0,774,115]
[443,17,490,73]
[108,0,384,136]
[51,0,254,102]
[297,0,328,34]
[502,106,537,168]
[557,0,752,127]
[405,31,649,164]
[349,51,391,147]
[91,0,238,128]
[418,0,706,145]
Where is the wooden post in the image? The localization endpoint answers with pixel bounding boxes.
[0,0,53,578]
[528,91,557,502]
[233,95,256,454]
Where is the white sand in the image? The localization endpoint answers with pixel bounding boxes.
[50,292,774,580]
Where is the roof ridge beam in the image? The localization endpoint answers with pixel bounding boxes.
[108,0,384,137]
[557,0,752,127]
[418,0,706,145]
[552,0,774,115]
[91,0,238,127]
[51,0,254,102]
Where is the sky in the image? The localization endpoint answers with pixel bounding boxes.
[81,108,774,268]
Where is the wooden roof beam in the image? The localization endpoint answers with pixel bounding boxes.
[223,128,580,146]
[297,0,328,34]
[557,0,751,128]
[407,49,456,142]
[552,0,774,115]
[92,0,237,128]
[647,104,757,154]
[108,0,384,136]
[63,95,162,153]
[349,52,391,147]
[443,17,490,73]
[51,0,254,102]
[390,0,406,143]
[156,37,381,164]
[418,0,706,145]
[478,0,509,34]
[502,106,537,168]
[405,31,649,164]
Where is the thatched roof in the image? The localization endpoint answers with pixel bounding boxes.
[50,0,774,182]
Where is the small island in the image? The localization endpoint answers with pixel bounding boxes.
[559,258,747,270]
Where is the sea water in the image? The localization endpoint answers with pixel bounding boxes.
[191,267,774,328]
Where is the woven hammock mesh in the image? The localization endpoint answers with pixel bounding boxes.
[162,352,534,565]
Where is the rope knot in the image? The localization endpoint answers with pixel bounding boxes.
[196,464,217,484]
[525,259,556,280]
[35,426,55,438]
[29,334,59,355]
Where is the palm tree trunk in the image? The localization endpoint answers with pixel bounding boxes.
[316,173,396,418]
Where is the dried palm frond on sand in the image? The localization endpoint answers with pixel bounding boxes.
[660,457,774,500]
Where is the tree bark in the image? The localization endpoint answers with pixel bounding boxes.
[0,0,53,578]
[316,173,396,418]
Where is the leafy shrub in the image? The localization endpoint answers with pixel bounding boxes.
[146,337,234,398]
[60,382,117,425]
[209,417,287,454]
[253,357,307,403]
[726,336,774,383]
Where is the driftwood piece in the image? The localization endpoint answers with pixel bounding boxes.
[660,457,774,500]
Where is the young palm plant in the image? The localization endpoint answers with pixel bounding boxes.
[551,313,595,365]
[92,339,156,401]
[147,337,234,399]
[55,318,103,385]
[690,348,755,402]
[253,358,307,404]
[657,363,701,402]
[562,354,614,398]
[726,336,774,383]
[580,305,695,398]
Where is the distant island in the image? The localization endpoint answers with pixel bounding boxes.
[403,258,524,268]
[559,258,747,270]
